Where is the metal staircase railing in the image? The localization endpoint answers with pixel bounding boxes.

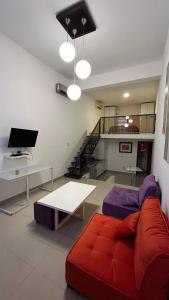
[65,118,101,179]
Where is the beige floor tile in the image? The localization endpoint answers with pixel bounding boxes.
[0,213,33,244]
[8,270,77,300]
[0,247,32,300]
[36,247,67,289]
[26,219,74,252]
[4,233,52,267]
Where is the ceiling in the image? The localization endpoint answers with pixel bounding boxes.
[0,0,169,79]
[88,79,159,106]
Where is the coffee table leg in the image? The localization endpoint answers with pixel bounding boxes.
[54,202,86,230]
[74,202,85,221]
[55,210,71,230]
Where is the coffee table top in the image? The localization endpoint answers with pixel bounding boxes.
[37,181,96,214]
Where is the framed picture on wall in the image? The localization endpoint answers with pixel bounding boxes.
[164,63,169,162]
[163,62,169,134]
[119,142,132,153]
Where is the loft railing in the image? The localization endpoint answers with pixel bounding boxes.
[98,114,156,134]
[88,114,156,137]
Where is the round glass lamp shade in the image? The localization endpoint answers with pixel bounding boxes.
[128,118,133,124]
[67,84,81,101]
[59,42,75,63]
[124,123,129,128]
[75,60,91,79]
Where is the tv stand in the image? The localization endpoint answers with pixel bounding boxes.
[10,153,29,157]
[4,152,30,159]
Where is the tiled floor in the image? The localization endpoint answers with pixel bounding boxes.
[0,175,117,300]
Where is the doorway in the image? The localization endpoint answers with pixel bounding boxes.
[137,141,153,175]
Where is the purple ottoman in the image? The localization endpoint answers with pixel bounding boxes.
[34,202,55,230]
[102,175,161,219]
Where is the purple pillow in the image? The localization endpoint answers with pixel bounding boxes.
[138,176,160,207]
[143,174,155,183]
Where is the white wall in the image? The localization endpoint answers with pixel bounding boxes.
[117,104,140,116]
[0,32,101,201]
[106,139,138,172]
[152,28,169,215]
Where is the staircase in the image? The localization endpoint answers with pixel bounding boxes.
[65,119,101,179]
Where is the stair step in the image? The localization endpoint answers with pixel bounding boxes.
[71,161,80,167]
[64,173,81,179]
[68,166,80,171]
[74,157,79,161]
[68,167,82,175]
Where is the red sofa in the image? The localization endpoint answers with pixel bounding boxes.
[66,199,169,300]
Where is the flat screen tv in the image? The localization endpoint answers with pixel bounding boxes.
[8,128,38,148]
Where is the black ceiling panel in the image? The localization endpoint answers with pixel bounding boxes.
[56,1,96,39]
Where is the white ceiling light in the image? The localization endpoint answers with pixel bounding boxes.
[124,123,129,128]
[67,29,81,101]
[128,118,133,124]
[59,41,75,63]
[59,18,75,63]
[123,92,130,98]
[126,115,130,120]
[75,18,91,80]
[67,84,81,101]
[75,60,91,79]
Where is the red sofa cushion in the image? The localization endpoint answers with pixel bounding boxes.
[135,198,169,300]
[115,212,140,238]
[66,213,138,300]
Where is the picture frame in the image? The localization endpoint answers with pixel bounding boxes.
[164,63,169,162]
[119,142,132,153]
[163,62,169,134]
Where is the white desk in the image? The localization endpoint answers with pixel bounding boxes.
[0,165,53,215]
[37,181,96,230]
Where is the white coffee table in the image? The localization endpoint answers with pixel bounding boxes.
[36,181,96,230]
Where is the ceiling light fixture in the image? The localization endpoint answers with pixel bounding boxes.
[123,92,130,98]
[124,115,133,127]
[67,84,81,101]
[128,118,133,124]
[59,18,75,63]
[75,18,91,80]
[67,29,81,101]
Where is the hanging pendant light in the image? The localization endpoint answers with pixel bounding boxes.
[76,60,91,80]
[67,29,81,101]
[59,18,75,63]
[67,84,81,101]
[59,42,75,63]
[75,18,91,80]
